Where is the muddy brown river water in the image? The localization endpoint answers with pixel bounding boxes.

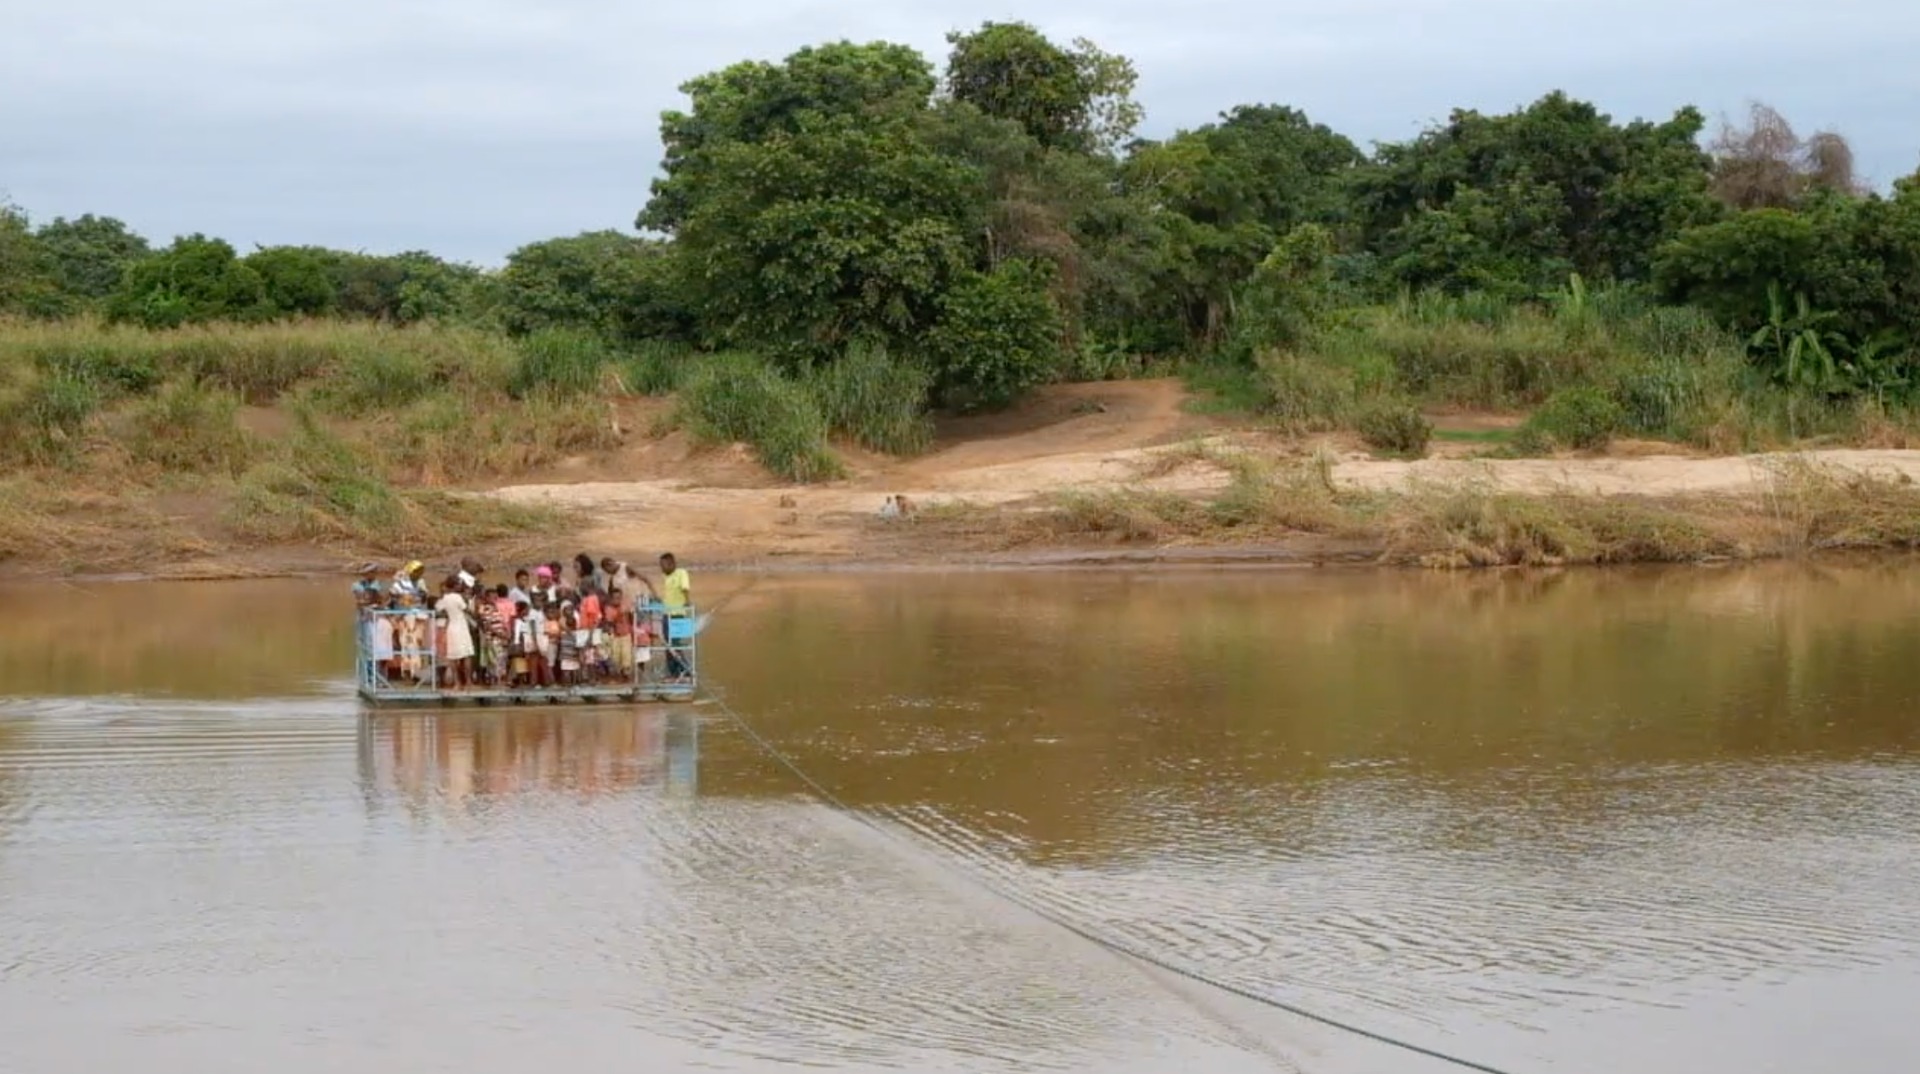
[2,566,1918,1073]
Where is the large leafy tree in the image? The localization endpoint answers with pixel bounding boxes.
[107,234,268,328]
[640,42,981,361]
[640,41,938,235]
[1124,105,1362,343]
[0,201,67,317]
[34,214,150,302]
[1355,92,1718,293]
[244,245,339,317]
[1656,187,1920,348]
[497,231,691,341]
[942,21,1142,154]
[329,251,483,324]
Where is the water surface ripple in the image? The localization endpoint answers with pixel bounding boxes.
[3,567,1919,1074]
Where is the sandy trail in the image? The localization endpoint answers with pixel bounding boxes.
[488,380,1920,564]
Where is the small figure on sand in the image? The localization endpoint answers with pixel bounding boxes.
[879,494,917,521]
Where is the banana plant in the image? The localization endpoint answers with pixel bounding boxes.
[1840,330,1915,404]
[1749,281,1846,394]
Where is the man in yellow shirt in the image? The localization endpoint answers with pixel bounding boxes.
[659,553,692,680]
[659,553,691,610]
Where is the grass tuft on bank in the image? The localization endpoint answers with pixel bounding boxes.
[990,448,1920,568]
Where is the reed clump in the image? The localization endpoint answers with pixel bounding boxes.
[675,353,843,482]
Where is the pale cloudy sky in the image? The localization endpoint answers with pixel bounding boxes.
[5,1,1914,264]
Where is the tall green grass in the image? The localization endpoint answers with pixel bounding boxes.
[510,327,615,399]
[618,340,701,396]
[803,343,933,455]
[676,354,842,482]
[0,317,521,406]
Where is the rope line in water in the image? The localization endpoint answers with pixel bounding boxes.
[701,690,1527,1074]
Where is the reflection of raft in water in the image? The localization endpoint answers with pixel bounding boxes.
[353,602,699,706]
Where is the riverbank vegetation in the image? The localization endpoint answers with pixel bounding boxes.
[936,447,1920,569]
[4,20,1920,569]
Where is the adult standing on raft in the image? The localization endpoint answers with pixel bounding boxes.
[659,553,692,681]
[435,575,475,688]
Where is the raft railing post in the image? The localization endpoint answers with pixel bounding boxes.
[686,603,698,689]
[356,609,370,693]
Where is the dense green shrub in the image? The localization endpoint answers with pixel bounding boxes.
[1521,385,1626,451]
[107,235,269,328]
[1355,398,1432,458]
[926,260,1063,410]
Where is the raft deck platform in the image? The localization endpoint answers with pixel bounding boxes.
[355,602,698,707]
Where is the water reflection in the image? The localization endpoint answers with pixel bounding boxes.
[356,707,700,806]
[3,564,1920,1073]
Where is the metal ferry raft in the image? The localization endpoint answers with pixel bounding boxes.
[354,601,698,706]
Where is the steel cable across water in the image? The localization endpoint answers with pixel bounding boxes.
[700,688,1531,1074]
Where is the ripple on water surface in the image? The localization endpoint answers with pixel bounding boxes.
[7,568,1920,1074]
[0,697,1289,1074]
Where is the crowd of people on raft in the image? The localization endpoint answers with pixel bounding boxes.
[353,552,693,690]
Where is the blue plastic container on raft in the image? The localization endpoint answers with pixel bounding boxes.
[354,601,697,706]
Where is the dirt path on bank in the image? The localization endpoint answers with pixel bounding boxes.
[486,379,1920,568]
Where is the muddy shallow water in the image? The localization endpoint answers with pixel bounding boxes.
[2,565,1918,1073]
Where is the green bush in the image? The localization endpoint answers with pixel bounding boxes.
[803,343,933,455]
[926,260,1063,410]
[1355,398,1433,458]
[511,328,614,399]
[1522,385,1626,451]
[677,354,842,482]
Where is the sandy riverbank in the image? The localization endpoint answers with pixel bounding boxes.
[10,379,1920,581]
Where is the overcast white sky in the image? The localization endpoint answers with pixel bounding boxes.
[5,1,1914,264]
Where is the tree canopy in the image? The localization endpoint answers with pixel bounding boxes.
[3,24,1913,413]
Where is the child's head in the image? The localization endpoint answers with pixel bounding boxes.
[659,552,677,573]
[495,583,509,599]
[516,569,530,587]
[515,601,530,618]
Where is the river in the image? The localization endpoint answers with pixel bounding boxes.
[2,565,1917,1073]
